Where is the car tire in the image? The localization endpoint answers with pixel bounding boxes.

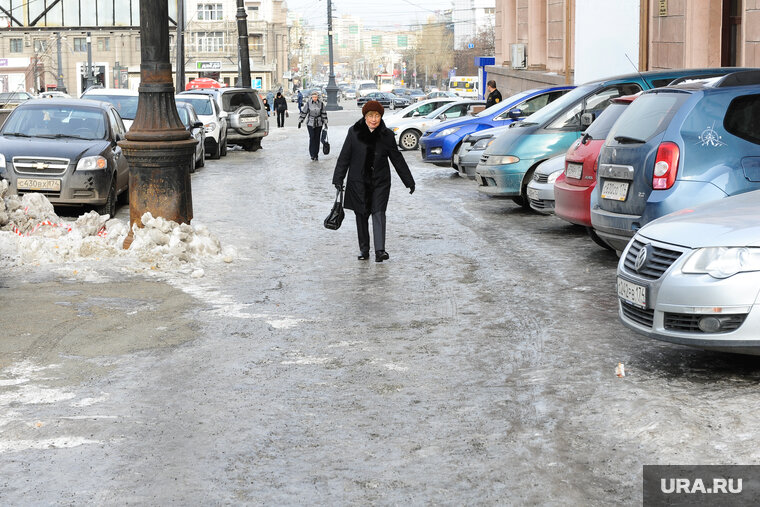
[242,138,261,151]
[399,130,420,150]
[232,106,258,136]
[586,227,614,251]
[211,139,221,159]
[96,177,117,217]
[221,136,228,156]
[391,102,396,110]
[198,145,205,167]
[518,166,538,210]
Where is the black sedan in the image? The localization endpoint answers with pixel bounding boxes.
[356,91,411,110]
[0,99,129,217]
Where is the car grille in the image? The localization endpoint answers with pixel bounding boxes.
[664,313,747,333]
[13,157,70,176]
[621,301,654,328]
[622,239,683,281]
[529,198,552,210]
[533,173,550,184]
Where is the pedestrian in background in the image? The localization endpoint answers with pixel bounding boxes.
[296,89,304,111]
[332,100,415,262]
[262,97,271,117]
[274,91,288,128]
[485,80,502,108]
[298,91,328,161]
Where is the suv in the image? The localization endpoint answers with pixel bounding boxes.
[591,70,760,252]
[0,91,34,107]
[176,92,228,159]
[80,88,139,131]
[183,87,268,151]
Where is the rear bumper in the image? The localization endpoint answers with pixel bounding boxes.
[554,179,594,227]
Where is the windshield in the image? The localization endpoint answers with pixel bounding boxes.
[584,102,630,139]
[475,90,531,118]
[607,91,688,143]
[176,96,213,115]
[221,92,260,111]
[84,94,139,120]
[521,83,599,126]
[2,104,107,139]
[424,102,462,119]
[359,83,376,90]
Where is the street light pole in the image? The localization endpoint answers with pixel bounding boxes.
[236,0,251,87]
[86,32,93,89]
[119,0,197,248]
[176,0,185,93]
[56,32,67,93]
[324,0,342,110]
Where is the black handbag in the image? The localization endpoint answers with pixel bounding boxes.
[321,129,330,155]
[324,188,344,230]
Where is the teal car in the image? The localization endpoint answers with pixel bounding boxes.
[475,69,742,207]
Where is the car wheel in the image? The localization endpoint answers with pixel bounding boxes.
[391,102,396,110]
[211,139,221,159]
[586,227,614,250]
[198,145,205,167]
[96,177,117,217]
[399,130,420,150]
[232,106,258,136]
[242,138,261,151]
[221,136,228,156]
[517,167,537,210]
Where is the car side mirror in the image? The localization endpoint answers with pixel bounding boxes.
[581,112,596,128]
[508,108,523,120]
[192,121,204,129]
[412,111,420,116]
[439,113,447,120]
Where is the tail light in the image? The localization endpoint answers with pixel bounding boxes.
[652,142,679,190]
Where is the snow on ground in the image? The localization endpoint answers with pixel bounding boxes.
[0,180,235,275]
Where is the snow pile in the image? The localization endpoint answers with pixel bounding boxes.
[0,183,236,273]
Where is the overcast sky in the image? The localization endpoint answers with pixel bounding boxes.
[284,0,454,30]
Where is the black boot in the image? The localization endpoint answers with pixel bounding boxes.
[357,252,370,260]
[375,250,389,262]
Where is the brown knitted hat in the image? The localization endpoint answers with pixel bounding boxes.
[362,100,385,117]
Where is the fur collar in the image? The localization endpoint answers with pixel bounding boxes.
[354,118,388,144]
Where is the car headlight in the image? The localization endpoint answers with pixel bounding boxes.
[0,153,5,170]
[681,247,760,279]
[76,155,107,171]
[204,122,217,133]
[548,170,562,184]
[472,138,493,150]
[485,155,520,165]
[437,127,460,137]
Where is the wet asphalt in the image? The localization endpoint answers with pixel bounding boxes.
[1,102,760,505]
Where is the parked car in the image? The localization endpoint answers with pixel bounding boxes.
[0,91,35,106]
[176,92,228,159]
[419,86,574,167]
[182,87,268,151]
[39,91,72,99]
[0,98,129,216]
[553,94,638,249]
[356,81,379,98]
[388,99,486,151]
[526,154,566,214]
[384,97,459,121]
[453,125,510,179]
[175,102,205,173]
[343,88,357,100]
[426,91,458,100]
[591,70,760,252]
[80,88,139,131]
[475,68,743,208]
[408,89,427,102]
[356,91,410,109]
[616,189,760,355]
[391,88,410,98]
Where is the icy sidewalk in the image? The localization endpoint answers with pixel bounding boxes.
[0,180,235,274]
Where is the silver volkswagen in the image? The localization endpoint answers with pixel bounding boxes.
[616,189,760,355]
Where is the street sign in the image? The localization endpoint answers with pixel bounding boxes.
[252,78,262,89]
[468,43,475,49]
[196,61,221,71]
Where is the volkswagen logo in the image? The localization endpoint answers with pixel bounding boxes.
[634,245,649,272]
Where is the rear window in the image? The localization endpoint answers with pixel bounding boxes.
[221,92,260,111]
[176,96,213,115]
[724,94,760,145]
[606,91,688,143]
[84,94,139,120]
[584,102,630,140]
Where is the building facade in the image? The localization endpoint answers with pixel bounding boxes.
[453,0,496,50]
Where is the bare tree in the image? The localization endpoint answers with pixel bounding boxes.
[413,20,454,89]
[454,25,495,75]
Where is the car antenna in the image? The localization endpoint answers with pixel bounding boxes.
[624,53,645,83]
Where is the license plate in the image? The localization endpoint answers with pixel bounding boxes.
[16,178,61,192]
[241,117,257,123]
[527,187,540,201]
[617,277,647,308]
[566,162,583,179]
[601,180,629,201]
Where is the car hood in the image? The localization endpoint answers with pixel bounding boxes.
[638,190,760,248]
[535,153,565,176]
[431,116,480,132]
[482,123,541,156]
[0,135,110,161]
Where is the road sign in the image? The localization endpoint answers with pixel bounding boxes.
[196,61,221,70]
[468,43,475,49]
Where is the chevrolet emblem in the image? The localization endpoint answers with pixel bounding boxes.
[35,162,49,171]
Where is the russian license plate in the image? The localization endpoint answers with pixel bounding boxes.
[527,187,540,201]
[601,180,629,201]
[566,162,583,179]
[617,277,647,308]
[16,178,61,192]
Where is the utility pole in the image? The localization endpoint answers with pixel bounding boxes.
[324,0,341,110]
[56,32,67,93]
[176,0,185,93]
[86,32,93,89]
[236,0,251,87]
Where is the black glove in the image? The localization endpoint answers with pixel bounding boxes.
[335,184,343,191]
[409,185,415,195]
[298,122,302,129]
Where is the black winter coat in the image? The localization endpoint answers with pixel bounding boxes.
[273,96,288,112]
[333,119,415,214]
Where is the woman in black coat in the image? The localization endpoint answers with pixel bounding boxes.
[273,91,288,128]
[332,100,415,262]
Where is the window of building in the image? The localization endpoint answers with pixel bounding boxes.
[247,5,259,20]
[73,37,87,52]
[198,3,223,21]
[9,38,23,53]
[33,39,48,53]
[196,32,224,52]
[97,37,110,51]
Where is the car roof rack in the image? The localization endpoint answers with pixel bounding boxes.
[716,70,760,88]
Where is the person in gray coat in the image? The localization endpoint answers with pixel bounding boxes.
[332,100,415,262]
[298,91,328,161]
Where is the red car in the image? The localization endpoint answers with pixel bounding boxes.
[554,94,638,248]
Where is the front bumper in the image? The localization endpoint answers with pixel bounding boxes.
[420,136,454,164]
[455,146,484,179]
[6,166,113,206]
[617,239,760,354]
[526,179,555,215]
[475,158,533,197]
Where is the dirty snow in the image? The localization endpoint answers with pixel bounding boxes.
[0,180,236,275]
